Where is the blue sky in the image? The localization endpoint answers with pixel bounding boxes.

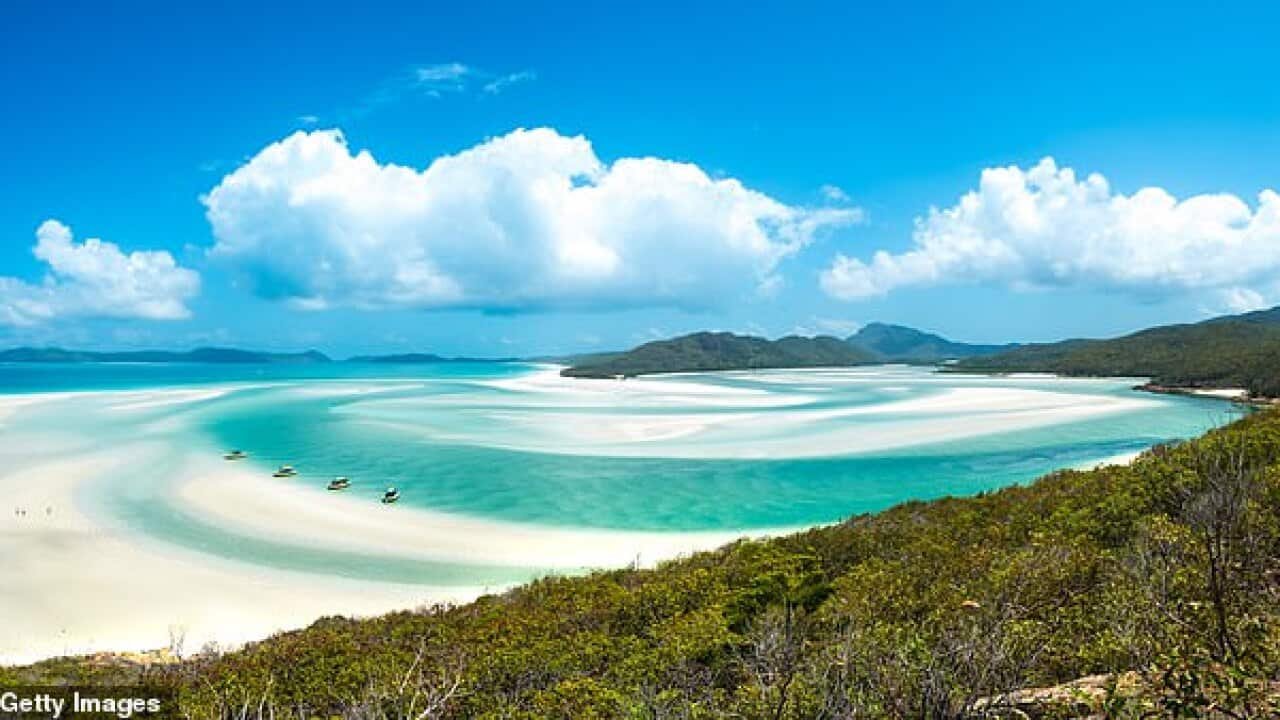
[2,1,1279,356]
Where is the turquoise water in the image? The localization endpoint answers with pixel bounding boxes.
[195,367,1236,530]
[0,362,1242,584]
[0,360,519,393]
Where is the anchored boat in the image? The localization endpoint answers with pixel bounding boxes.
[381,487,400,504]
[273,465,298,478]
[327,476,351,491]
[224,450,247,460]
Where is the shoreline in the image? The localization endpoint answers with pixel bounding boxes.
[0,386,774,665]
[0,370,1236,666]
[177,455,769,571]
[1133,382,1277,407]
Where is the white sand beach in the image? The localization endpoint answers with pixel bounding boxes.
[0,448,473,664]
[178,459,756,569]
[0,369,1226,665]
[1190,387,1249,399]
[0,386,763,664]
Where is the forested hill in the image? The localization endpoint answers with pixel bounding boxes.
[845,322,1017,362]
[0,347,331,364]
[955,306,1280,397]
[8,409,1279,717]
[560,331,878,377]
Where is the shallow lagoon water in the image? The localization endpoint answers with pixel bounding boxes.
[0,362,1241,584]
[194,365,1234,531]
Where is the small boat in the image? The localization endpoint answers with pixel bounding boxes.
[381,487,401,504]
[273,465,298,478]
[224,450,248,460]
[327,476,351,491]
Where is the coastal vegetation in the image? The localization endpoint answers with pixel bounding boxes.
[561,332,878,378]
[7,409,1279,717]
[956,307,1280,397]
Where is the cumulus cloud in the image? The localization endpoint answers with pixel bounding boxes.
[821,158,1280,307]
[0,220,200,326]
[203,128,861,312]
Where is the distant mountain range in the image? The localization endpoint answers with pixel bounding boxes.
[559,332,878,378]
[558,307,1280,397]
[558,323,1013,377]
[0,347,331,364]
[954,306,1280,396]
[844,322,1017,362]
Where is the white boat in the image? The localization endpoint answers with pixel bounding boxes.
[381,487,400,504]
[273,465,297,478]
[224,450,247,460]
[327,477,351,491]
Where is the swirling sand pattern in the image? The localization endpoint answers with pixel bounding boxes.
[0,364,1238,662]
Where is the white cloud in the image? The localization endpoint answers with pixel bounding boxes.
[821,158,1280,306]
[349,63,535,113]
[0,220,200,326]
[821,184,851,203]
[413,63,535,97]
[297,114,320,125]
[416,62,471,83]
[483,70,536,94]
[792,317,862,337]
[1221,286,1268,313]
[414,63,472,97]
[204,128,861,313]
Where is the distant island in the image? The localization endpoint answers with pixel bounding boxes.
[844,322,1017,362]
[559,324,1018,378]
[558,308,1280,398]
[0,347,331,364]
[955,306,1280,397]
[560,331,878,378]
[9,306,1280,398]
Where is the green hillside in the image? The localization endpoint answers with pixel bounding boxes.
[846,322,1017,362]
[8,411,1279,718]
[560,332,878,378]
[956,307,1280,397]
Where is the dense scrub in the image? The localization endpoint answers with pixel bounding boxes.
[955,309,1280,397]
[7,412,1280,718]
